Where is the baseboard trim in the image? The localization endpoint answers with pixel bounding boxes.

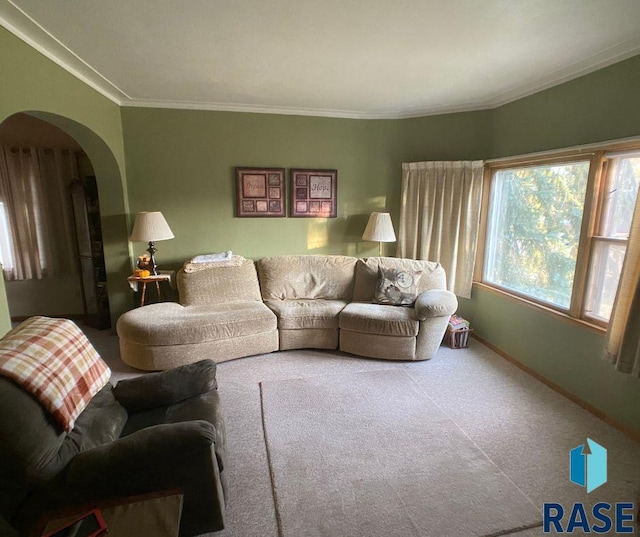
[471,334,640,445]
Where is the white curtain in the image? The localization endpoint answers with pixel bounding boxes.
[398,160,484,298]
[0,146,80,281]
[603,189,640,376]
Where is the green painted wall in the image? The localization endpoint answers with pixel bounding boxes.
[490,55,640,157]
[459,55,640,434]
[0,26,131,328]
[120,108,489,267]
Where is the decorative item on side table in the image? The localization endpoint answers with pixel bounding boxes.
[362,212,396,256]
[130,211,175,275]
[290,169,337,217]
[443,314,472,349]
[236,167,285,217]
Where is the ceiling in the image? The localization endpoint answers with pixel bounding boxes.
[2,0,640,119]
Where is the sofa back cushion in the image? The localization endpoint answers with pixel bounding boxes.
[258,255,357,300]
[352,257,446,303]
[178,258,263,306]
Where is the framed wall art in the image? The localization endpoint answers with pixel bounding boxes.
[290,169,338,218]
[235,167,286,217]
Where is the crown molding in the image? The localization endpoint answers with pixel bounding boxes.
[486,38,640,109]
[119,99,384,120]
[118,97,496,120]
[0,0,129,105]
[2,0,640,120]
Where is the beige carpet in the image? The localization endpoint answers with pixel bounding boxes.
[260,370,542,537]
[94,330,640,537]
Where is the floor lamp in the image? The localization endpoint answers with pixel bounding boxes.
[362,212,396,256]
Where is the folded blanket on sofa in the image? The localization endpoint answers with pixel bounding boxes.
[183,254,245,273]
[191,251,233,263]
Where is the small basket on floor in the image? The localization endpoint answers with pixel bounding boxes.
[443,327,472,349]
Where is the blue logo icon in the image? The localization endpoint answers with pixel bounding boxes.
[569,438,607,493]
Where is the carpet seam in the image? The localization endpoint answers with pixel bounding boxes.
[401,365,544,519]
[259,381,284,537]
[479,520,544,536]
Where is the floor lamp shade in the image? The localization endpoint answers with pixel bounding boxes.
[130,211,174,275]
[362,212,396,255]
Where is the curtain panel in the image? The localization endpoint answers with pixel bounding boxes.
[0,146,80,281]
[397,160,484,299]
[603,188,640,376]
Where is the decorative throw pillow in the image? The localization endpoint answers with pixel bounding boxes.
[375,267,422,306]
[0,316,111,432]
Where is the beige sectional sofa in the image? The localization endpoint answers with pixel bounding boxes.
[257,255,358,351]
[117,255,458,370]
[340,256,458,361]
[117,258,279,370]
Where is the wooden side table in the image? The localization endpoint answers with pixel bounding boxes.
[127,274,172,307]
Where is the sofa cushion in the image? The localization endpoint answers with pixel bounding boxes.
[339,302,419,337]
[0,317,111,432]
[113,360,218,412]
[57,384,128,470]
[352,257,446,302]
[265,299,348,330]
[117,302,277,346]
[177,258,262,306]
[258,255,357,300]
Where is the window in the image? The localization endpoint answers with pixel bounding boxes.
[583,153,640,323]
[0,202,14,271]
[480,143,640,326]
[484,161,589,309]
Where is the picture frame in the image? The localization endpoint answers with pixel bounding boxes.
[235,167,286,217]
[290,169,338,218]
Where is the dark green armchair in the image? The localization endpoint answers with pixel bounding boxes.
[0,359,226,537]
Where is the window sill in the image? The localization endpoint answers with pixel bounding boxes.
[472,282,607,336]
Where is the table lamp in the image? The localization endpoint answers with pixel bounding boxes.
[362,212,396,256]
[130,211,175,275]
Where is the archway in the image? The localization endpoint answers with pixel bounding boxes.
[0,111,131,332]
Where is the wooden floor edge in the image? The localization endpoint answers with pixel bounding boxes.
[471,334,640,445]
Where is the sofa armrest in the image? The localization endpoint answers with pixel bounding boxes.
[414,289,458,321]
[113,359,217,412]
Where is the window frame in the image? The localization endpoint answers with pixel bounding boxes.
[475,140,640,331]
[581,150,640,325]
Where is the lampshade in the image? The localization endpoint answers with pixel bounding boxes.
[130,211,175,242]
[362,212,396,242]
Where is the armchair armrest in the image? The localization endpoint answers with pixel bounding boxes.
[414,289,458,321]
[64,421,217,499]
[113,359,217,412]
[63,421,225,534]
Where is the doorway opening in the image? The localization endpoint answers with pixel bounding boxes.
[0,113,110,329]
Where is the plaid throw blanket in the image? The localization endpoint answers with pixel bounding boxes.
[0,316,110,432]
